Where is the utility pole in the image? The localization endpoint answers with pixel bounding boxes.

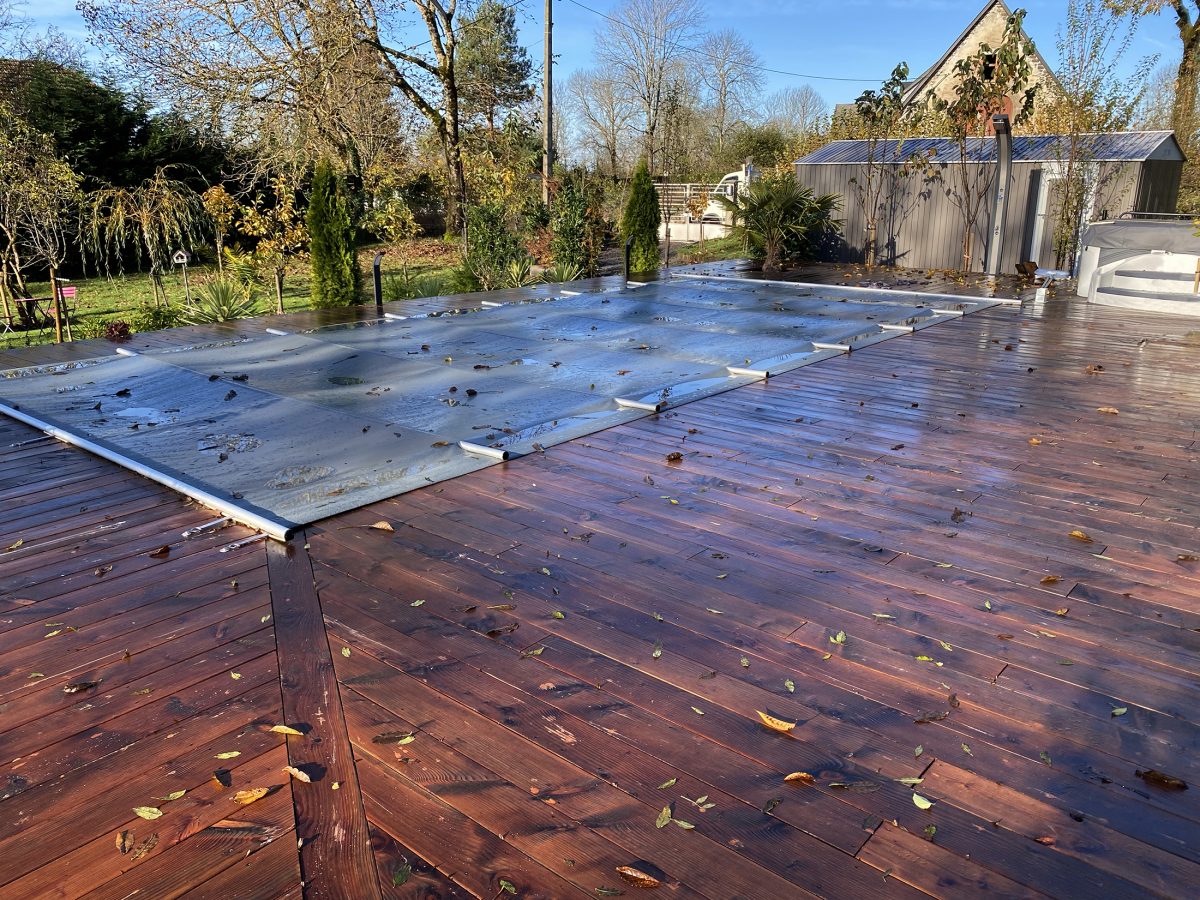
[542,0,553,205]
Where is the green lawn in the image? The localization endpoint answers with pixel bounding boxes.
[674,234,746,265]
[2,239,460,350]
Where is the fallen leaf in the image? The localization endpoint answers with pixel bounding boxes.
[915,745,924,758]
[756,710,797,733]
[3,538,23,552]
[372,732,416,745]
[1068,530,1093,543]
[1040,575,1062,585]
[116,830,133,854]
[1028,437,1042,445]
[154,790,186,802]
[540,567,552,576]
[270,725,305,736]
[1136,769,1188,790]
[658,778,677,789]
[784,678,795,693]
[912,793,933,810]
[655,806,672,828]
[665,452,683,463]
[872,613,895,620]
[341,647,351,657]
[691,706,704,716]
[762,796,782,814]
[63,680,101,694]
[652,640,663,659]
[391,864,412,887]
[937,640,953,652]
[130,833,158,860]
[1111,706,1128,717]
[1096,406,1119,415]
[486,623,519,637]
[230,672,242,680]
[551,611,565,620]
[895,777,923,786]
[1035,835,1056,846]
[148,545,170,559]
[215,751,241,760]
[784,772,815,784]
[369,520,394,532]
[961,743,973,756]
[410,599,425,607]
[488,604,516,611]
[1040,750,1053,766]
[740,655,750,668]
[616,865,662,888]
[829,630,846,645]
[520,646,545,659]
[499,880,517,895]
[132,807,162,820]
[233,788,270,804]
[828,781,881,793]
[283,765,311,783]
[673,818,695,830]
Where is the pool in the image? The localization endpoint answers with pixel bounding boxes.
[0,275,1005,538]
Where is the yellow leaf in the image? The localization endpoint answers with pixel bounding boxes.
[283,765,311,783]
[1069,529,1093,543]
[617,866,663,888]
[756,710,797,733]
[369,520,394,532]
[784,772,815,784]
[4,538,23,552]
[912,793,933,810]
[341,647,351,657]
[233,788,270,805]
[230,672,242,680]
[132,807,162,820]
[154,790,186,802]
[270,725,305,736]
[1028,437,1042,445]
[215,751,241,760]
[1040,575,1061,585]
[1096,406,1119,415]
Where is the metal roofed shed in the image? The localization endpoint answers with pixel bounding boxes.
[795,131,1186,273]
[0,277,1005,540]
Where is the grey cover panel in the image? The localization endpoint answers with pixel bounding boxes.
[1082,220,1200,254]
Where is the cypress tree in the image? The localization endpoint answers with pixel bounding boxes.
[621,159,661,273]
[308,160,361,308]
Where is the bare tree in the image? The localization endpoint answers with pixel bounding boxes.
[595,0,706,171]
[565,67,638,178]
[764,85,829,137]
[698,29,764,153]
[80,0,471,230]
[1136,61,1181,129]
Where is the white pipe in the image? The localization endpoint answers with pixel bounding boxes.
[265,328,290,336]
[615,397,664,412]
[811,342,851,352]
[879,324,915,333]
[481,301,504,308]
[929,309,966,317]
[115,347,139,357]
[0,401,295,541]
[383,312,408,321]
[727,366,769,379]
[458,440,510,460]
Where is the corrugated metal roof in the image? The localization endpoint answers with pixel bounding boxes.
[796,132,1181,165]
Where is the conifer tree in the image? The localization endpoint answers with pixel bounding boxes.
[621,159,661,273]
[458,0,534,134]
[308,160,360,307]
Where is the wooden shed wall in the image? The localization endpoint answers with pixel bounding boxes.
[797,158,1158,273]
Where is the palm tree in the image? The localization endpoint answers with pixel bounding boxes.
[719,174,840,273]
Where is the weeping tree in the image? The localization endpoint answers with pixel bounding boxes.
[201,184,237,273]
[929,10,1038,272]
[87,168,208,304]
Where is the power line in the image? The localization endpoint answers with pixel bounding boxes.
[561,0,885,84]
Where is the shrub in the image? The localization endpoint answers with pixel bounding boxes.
[718,174,841,273]
[181,278,261,324]
[308,160,361,307]
[519,195,550,232]
[550,176,603,276]
[104,320,132,342]
[383,269,447,301]
[503,255,537,288]
[464,202,524,290]
[621,159,661,273]
[132,304,182,333]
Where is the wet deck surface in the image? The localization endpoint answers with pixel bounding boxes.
[2,265,1198,898]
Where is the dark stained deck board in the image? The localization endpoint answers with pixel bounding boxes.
[303,278,1200,898]
[266,537,379,898]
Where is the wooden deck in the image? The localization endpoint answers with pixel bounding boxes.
[2,266,1198,898]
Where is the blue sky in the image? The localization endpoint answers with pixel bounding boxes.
[15,0,1180,107]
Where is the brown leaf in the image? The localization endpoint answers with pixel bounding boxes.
[755,710,796,733]
[1068,530,1092,543]
[233,788,270,805]
[270,724,305,736]
[665,452,683,463]
[1096,406,1120,415]
[1034,835,1056,846]
[1136,769,1188,790]
[1040,575,1062,585]
[486,622,520,637]
[784,772,815,785]
[130,833,159,860]
[1028,437,1042,445]
[148,545,171,559]
[282,765,312,783]
[116,829,133,854]
[369,520,394,532]
[616,865,662,888]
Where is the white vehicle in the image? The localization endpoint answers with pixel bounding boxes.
[701,165,754,225]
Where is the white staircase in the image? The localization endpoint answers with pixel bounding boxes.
[1090,251,1200,316]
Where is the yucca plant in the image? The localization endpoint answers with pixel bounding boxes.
[502,255,537,288]
[182,278,261,324]
[382,267,447,301]
[718,175,840,274]
[541,260,583,284]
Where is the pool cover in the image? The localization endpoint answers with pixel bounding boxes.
[0,276,1002,537]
